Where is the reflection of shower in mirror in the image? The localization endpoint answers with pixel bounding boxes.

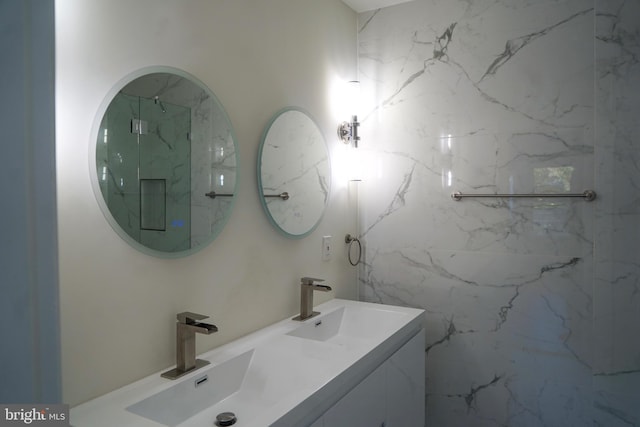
[91,68,239,257]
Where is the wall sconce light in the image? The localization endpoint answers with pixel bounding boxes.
[337,80,361,147]
[337,115,360,147]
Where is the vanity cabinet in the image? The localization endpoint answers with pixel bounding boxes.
[322,361,387,426]
[70,299,425,427]
[386,328,425,426]
[311,330,425,427]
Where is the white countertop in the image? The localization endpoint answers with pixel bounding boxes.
[71,299,424,427]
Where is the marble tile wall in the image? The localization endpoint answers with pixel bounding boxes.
[593,0,640,425]
[186,86,237,248]
[357,0,638,425]
[138,96,191,251]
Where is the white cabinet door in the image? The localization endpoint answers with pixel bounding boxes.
[386,331,425,427]
[322,362,387,427]
[320,329,425,427]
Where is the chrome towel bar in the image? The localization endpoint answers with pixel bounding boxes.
[451,189,596,202]
[205,191,234,199]
[263,192,290,200]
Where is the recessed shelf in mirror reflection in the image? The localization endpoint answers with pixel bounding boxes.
[258,107,331,238]
[90,66,239,257]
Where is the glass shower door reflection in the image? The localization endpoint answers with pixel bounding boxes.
[138,96,191,252]
[97,93,192,252]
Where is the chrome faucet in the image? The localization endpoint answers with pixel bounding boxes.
[293,277,332,321]
[161,312,218,380]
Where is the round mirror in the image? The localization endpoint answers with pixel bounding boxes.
[90,67,238,257]
[258,107,330,238]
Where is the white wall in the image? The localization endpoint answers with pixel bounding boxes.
[56,0,358,406]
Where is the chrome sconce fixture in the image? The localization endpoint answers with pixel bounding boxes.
[337,115,360,147]
[337,80,361,147]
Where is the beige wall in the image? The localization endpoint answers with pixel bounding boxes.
[56,0,358,406]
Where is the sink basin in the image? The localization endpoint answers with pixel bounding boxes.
[287,307,345,341]
[286,304,409,343]
[126,349,254,426]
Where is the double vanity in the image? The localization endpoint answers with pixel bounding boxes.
[82,67,424,426]
[71,299,425,427]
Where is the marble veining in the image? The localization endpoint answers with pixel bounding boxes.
[592,0,640,425]
[358,0,639,424]
[479,8,593,82]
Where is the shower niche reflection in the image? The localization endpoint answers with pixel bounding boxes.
[92,69,238,256]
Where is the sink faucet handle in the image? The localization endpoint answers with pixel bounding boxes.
[177,311,209,324]
[301,277,324,285]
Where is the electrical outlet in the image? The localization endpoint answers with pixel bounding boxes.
[322,235,332,261]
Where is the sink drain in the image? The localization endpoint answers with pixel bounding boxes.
[216,412,237,426]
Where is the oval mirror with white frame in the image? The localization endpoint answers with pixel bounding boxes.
[258,107,330,238]
[90,67,238,257]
